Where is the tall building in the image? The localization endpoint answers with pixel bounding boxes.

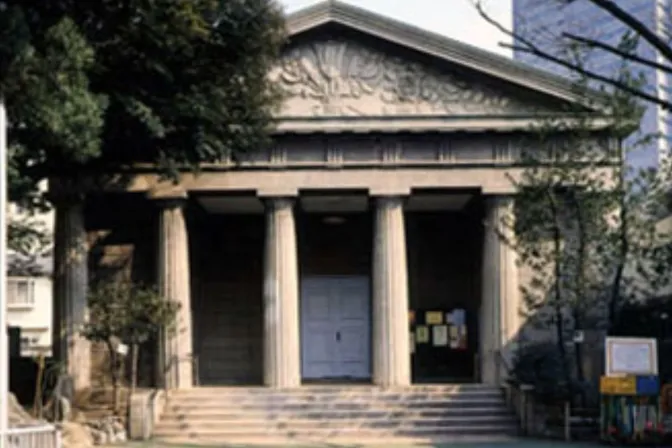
[512,0,671,172]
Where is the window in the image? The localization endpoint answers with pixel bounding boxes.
[7,278,36,308]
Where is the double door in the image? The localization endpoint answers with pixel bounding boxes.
[300,276,371,380]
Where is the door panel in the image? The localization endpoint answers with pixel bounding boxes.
[301,278,337,379]
[301,276,371,380]
[335,277,371,378]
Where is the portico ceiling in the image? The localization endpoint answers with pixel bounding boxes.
[196,193,473,215]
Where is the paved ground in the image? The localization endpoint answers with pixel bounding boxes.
[121,440,602,448]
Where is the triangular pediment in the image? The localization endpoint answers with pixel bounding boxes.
[272,1,607,122]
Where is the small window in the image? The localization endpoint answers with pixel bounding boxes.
[7,278,36,307]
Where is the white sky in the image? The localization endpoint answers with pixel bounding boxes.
[279,0,513,57]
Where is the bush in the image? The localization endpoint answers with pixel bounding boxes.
[509,341,577,404]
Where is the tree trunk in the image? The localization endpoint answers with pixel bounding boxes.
[131,343,139,397]
[106,339,120,414]
[608,149,628,335]
[570,192,587,407]
[548,191,572,397]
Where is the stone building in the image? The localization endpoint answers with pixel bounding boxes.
[50,1,615,392]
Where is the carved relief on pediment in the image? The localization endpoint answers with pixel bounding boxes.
[270,39,536,117]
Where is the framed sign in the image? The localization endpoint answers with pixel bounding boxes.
[605,337,658,377]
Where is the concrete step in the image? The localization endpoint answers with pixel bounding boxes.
[154,423,519,438]
[154,385,518,445]
[168,386,502,398]
[164,398,507,412]
[157,434,520,446]
[155,416,516,431]
[168,392,504,402]
[159,406,511,420]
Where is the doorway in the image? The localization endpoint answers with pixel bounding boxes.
[300,275,371,381]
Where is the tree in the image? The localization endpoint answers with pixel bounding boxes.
[473,0,672,110]
[82,280,179,413]
[0,0,285,240]
[501,67,672,403]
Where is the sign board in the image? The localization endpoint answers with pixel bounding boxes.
[605,337,658,377]
[600,376,636,395]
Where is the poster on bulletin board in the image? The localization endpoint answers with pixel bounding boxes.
[425,311,443,325]
[432,325,448,347]
[416,326,429,343]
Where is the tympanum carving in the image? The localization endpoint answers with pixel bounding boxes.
[270,39,532,117]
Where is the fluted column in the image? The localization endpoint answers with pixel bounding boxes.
[263,198,301,389]
[372,196,411,388]
[480,196,520,385]
[156,197,193,389]
[52,200,90,391]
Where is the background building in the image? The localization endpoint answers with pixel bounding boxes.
[6,181,54,357]
[512,0,671,172]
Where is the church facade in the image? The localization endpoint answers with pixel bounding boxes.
[50,1,614,391]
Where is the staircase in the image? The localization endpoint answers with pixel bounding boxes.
[153,384,520,445]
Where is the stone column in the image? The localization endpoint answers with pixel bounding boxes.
[263,198,301,389]
[52,199,91,391]
[155,194,193,389]
[480,196,520,385]
[372,196,411,388]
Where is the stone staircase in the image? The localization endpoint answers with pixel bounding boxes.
[153,384,520,445]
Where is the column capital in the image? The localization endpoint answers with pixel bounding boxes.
[483,194,516,205]
[261,196,296,210]
[147,183,188,202]
[368,186,411,197]
[257,187,299,198]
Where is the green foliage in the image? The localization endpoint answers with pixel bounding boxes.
[1,0,285,201]
[0,0,285,256]
[7,214,51,275]
[504,51,672,405]
[82,280,179,347]
[509,341,574,404]
[1,12,107,207]
[510,56,672,336]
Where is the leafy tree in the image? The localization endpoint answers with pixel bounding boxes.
[82,280,179,413]
[501,64,672,403]
[0,0,285,245]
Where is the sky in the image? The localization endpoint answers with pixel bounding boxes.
[279,0,513,57]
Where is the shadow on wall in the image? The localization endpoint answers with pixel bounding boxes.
[84,190,160,390]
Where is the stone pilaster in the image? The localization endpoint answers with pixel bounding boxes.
[480,196,520,385]
[372,196,411,388]
[263,198,301,389]
[156,196,193,389]
[52,200,91,391]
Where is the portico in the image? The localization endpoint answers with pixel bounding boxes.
[160,188,514,389]
[51,0,614,392]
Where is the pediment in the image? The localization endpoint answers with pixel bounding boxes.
[271,37,550,118]
[271,1,608,123]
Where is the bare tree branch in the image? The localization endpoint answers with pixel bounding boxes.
[472,0,672,110]
[563,32,672,75]
[506,43,671,110]
[586,0,672,64]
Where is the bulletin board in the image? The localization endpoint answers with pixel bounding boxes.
[410,308,471,382]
